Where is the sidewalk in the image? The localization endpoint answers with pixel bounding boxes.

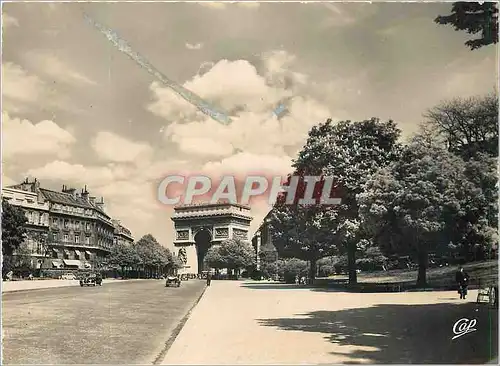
[161,281,492,364]
[2,278,140,293]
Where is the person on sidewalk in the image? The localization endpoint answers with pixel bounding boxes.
[455,266,470,299]
[206,273,212,286]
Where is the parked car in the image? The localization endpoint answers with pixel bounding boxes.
[60,273,77,280]
[165,275,181,287]
[80,273,102,287]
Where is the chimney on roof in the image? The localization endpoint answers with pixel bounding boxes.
[62,186,77,197]
[89,196,96,204]
[81,185,89,201]
[95,197,105,210]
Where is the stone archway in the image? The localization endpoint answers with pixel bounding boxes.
[194,228,212,273]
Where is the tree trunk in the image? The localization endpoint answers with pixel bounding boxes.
[416,248,428,287]
[309,258,317,285]
[348,241,357,285]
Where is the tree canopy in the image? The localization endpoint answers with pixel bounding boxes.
[424,94,498,160]
[204,238,256,271]
[270,118,403,284]
[358,138,489,286]
[2,200,28,257]
[435,2,499,50]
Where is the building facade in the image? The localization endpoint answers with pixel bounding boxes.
[171,203,253,274]
[112,219,135,246]
[3,178,133,273]
[251,210,277,270]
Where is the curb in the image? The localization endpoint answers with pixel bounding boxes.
[153,284,208,365]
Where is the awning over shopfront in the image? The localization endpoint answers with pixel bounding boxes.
[51,260,63,268]
[84,262,92,269]
[63,259,83,268]
[64,249,71,256]
[75,250,81,256]
[85,250,92,256]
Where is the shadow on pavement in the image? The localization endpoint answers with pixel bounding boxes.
[258,302,498,364]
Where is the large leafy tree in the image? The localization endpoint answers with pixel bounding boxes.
[272,118,402,284]
[435,2,499,50]
[2,200,28,257]
[424,94,498,160]
[358,138,484,286]
[108,242,141,277]
[133,234,173,277]
[204,239,256,275]
[204,246,225,270]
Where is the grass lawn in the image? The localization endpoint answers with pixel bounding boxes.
[318,260,498,289]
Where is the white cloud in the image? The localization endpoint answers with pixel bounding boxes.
[2,13,19,29]
[2,62,47,111]
[202,152,293,176]
[149,51,331,159]
[91,131,154,164]
[24,52,96,86]
[185,42,203,50]
[2,112,76,159]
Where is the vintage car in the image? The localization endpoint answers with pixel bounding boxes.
[80,273,103,287]
[165,275,181,287]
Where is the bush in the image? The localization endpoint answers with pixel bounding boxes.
[278,258,308,283]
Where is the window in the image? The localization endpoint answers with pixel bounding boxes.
[39,214,44,225]
[37,243,43,254]
[86,223,91,231]
[85,237,90,245]
[75,235,80,243]
[26,211,32,223]
[64,234,69,242]
[75,221,80,229]
[64,220,69,229]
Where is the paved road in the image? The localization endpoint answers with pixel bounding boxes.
[162,281,498,364]
[2,279,206,364]
[2,278,138,293]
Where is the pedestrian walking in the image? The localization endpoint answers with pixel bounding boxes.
[455,266,470,299]
[206,273,212,286]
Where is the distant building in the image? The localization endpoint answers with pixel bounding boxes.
[3,178,131,273]
[251,210,277,270]
[112,219,134,246]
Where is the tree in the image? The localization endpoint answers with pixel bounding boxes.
[356,246,388,272]
[274,118,402,284]
[2,200,28,277]
[358,139,483,286]
[2,200,28,256]
[134,234,172,278]
[217,238,256,274]
[204,246,225,270]
[12,243,33,275]
[277,258,309,283]
[435,2,498,50]
[424,94,498,160]
[270,200,342,283]
[108,243,141,277]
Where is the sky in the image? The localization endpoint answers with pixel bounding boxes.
[1,1,497,249]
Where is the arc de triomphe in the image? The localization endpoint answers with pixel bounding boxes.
[171,203,253,274]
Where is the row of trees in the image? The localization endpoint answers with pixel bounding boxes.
[107,234,183,278]
[269,93,498,287]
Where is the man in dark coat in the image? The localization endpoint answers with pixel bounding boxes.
[206,273,212,286]
[455,266,470,299]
